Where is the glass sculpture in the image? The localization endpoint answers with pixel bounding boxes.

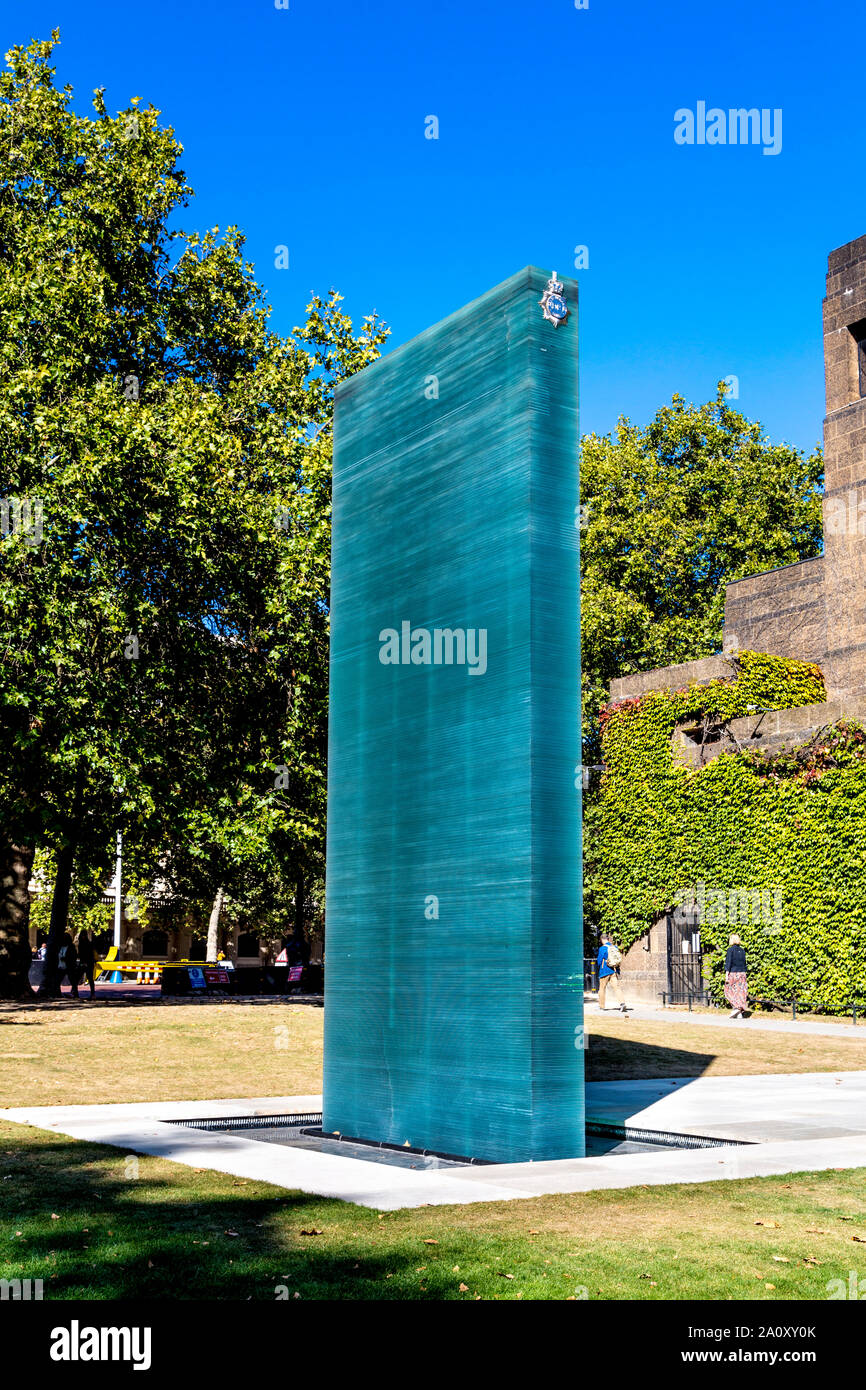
[323,267,583,1163]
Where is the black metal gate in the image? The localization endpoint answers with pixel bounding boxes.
[666,910,706,1004]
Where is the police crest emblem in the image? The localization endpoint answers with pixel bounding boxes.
[539,272,569,328]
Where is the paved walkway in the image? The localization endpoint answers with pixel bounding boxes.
[0,983,324,1010]
[586,1071,866,1143]
[587,999,866,1039]
[6,1073,866,1210]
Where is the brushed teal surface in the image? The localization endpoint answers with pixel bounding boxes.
[323,268,583,1162]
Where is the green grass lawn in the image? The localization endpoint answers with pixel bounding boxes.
[3,1000,866,1300]
[1,1121,864,1300]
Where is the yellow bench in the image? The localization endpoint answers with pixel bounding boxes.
[94,948,211,982]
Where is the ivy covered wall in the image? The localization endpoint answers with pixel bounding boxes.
[585,652,866,1013]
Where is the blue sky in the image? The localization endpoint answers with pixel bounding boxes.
[8,0,865,455]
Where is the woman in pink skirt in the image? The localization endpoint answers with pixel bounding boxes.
[724,933,748,1018]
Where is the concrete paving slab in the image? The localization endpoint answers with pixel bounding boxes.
[0,1097,525,1209]
[587,1000,866,1038]
[585,1071,866,1143]
[5,1071,866,1209]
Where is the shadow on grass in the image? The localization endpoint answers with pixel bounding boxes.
[585,1032,717,1082]
[0,1126,513,1300]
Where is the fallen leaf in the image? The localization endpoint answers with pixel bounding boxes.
[805,1228,832,1235]
[852,1235,866,1243]
[423,1239,439,1245]
[755,1220,780,1228]
[50,1214,60,1221]
[496,1272,514,1279]
[459,1282,469,1292]
[299,1228,324,1236]
[225,1230,239,1238]
[771,1256,790,1263]
[765,1283,776,1289]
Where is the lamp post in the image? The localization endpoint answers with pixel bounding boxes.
[113,831,122,949]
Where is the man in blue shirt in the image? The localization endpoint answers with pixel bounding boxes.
[597,935,629,1012]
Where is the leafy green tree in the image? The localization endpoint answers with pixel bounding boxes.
[580,388,824,757]
[0,34,387,997]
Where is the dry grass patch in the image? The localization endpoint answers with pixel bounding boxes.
[4,1002,866,1113]
[585,1015,866,1080]
[0,1003,322,1107]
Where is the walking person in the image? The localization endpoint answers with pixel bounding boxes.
[77,929,97,1000]
[724,933,748,1018]
[597,934,629,1012]
[59,930,80,999]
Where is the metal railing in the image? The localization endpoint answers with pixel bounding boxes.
[747,994,800,1020]
[659,992,866,1024]
[749,993,866,1025]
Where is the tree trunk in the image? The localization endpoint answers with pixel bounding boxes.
[206,886,225,963]
[38,840,76,997]
[294,871,310,963]
[0,841,35,1000]
[39,765,85,998]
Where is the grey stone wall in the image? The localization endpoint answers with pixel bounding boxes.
[610,655,733,703]
[723,557,826,665]
[719,235,866,707]
[621,236,866,715]
[672,698,866,768]
[821,236,866,702]
[618,916,669,1006]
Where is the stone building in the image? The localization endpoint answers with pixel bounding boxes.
[605,234,866,1004]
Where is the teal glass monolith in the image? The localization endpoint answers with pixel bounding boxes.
[323,267,583,1163]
